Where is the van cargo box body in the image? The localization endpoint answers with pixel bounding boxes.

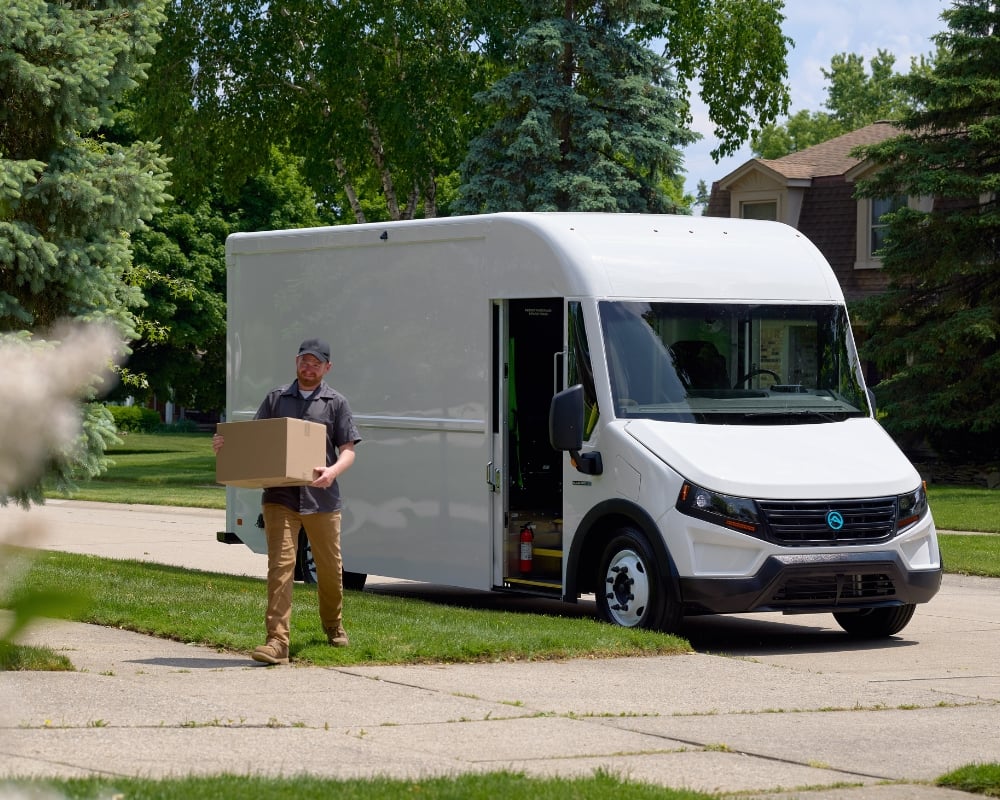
[222,213,941,637]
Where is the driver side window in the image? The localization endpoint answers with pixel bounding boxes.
[568,302,599,439]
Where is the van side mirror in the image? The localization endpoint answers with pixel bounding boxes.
[549,385,603,475]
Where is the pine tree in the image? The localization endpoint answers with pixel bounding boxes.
[854,0,1000,460]
[455,0,693,213]
[1,0,171,502]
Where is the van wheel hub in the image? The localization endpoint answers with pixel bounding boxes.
[605,550,649,626]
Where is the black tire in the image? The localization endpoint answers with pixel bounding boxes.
[294,529,317,584]
[833,604,916,638]
[343,571,367,591]
[595,527,681,633]
[296,530,366,590]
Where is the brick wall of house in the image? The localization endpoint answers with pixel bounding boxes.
[796,176,889,303]
[704,184,730,218]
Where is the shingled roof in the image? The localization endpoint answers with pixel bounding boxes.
[756,120,901,180]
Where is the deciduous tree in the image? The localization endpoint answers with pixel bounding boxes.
[753,50,934,159]
[135,0,501,222]
[122,147,329,415]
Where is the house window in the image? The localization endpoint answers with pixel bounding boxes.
[869,195,906,256]
[855,194,916,270]
[740,200,778,221]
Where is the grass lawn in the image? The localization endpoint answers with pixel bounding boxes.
[926,485,1000,533]
[47,431,225,509]
[6,769,1000,800]
[4,549,690,667]
[0,773,716,800]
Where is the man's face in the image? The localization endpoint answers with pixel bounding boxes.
[296,354,331,389]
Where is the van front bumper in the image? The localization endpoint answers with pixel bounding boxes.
[678,550,942,614]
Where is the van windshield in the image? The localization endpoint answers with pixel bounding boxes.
[599,301,870,424]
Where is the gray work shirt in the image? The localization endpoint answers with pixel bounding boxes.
[255,380,361,514]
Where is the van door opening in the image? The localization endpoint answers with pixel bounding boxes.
[501,298,564,594]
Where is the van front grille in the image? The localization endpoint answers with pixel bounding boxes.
[758,498,896,546]
[772,573,896,604]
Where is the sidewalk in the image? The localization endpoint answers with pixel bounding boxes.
[2,500,999,797]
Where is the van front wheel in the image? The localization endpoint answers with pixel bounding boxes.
[833,604,916,637]
[596,528,681,633]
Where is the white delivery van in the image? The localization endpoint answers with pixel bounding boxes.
[220,212,941,637]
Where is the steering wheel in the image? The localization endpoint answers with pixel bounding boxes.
[735,368,780,388]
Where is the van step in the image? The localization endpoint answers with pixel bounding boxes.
[505,576,562,591]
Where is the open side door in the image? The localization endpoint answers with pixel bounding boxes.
[492,298,565,594]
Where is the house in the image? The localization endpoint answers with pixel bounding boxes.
[704,121,931,304]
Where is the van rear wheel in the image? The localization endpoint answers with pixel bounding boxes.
[833,604,916,638]
[596,528,681,633]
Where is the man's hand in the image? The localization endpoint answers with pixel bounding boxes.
[310,465,337,489]
[309,442,355,488]
[212,434,224,455]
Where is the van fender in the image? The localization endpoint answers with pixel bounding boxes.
[563,498,681,604]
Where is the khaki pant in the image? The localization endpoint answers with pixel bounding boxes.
[261,503,344,647]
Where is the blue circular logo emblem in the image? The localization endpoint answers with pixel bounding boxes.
[827,511,844,530]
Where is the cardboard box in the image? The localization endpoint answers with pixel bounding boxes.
[216,417,327,488]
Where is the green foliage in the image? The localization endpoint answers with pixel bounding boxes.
[134,0,497,221]
[136,0,788,220]
[112,144,328,415]
[824,50,922,129]
[0,0,171,503]
[938,534,1000,578]
[752,49,934,158]
[0,642,74,671]
[937,762,1000,796]
[12,550,691,666]
[105,404,161,433]
[928,485,1000,534]
[753,109,845,159]
[0,0,171,334]
[160,418,201,433]
[854,0,1000,459]
[666,0,791,160]
[45,431,224,507]
[456,1,694,213]
[1,773,715,800]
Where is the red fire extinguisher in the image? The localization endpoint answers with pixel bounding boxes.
[519,523,534,574]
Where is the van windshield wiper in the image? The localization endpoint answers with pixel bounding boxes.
[740,409,858,423]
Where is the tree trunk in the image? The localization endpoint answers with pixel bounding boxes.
[423,172,438,219]
[334,157,366,224]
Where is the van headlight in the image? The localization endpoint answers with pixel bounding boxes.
[897,484,928,531]
[677,482,761,536]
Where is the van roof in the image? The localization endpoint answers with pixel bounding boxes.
[227,212,844,303]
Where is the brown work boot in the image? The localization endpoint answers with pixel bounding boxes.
[251,640,289,665]
[326,625,349,647]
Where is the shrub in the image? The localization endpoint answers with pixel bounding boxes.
[106,404,161,432]
[157,418,201,433]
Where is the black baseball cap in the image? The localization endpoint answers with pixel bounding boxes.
[297,338,331,362]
